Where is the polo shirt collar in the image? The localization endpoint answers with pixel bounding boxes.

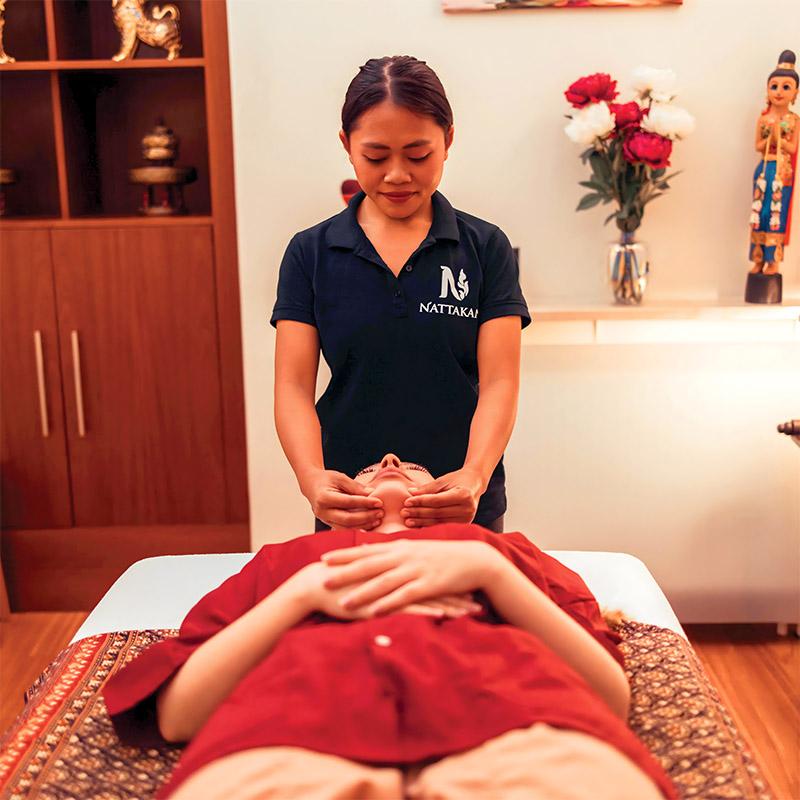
[325,190,460,251]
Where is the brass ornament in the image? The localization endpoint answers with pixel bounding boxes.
[111,0,182,61]
[0,0,15,64]
[128,119,197,215]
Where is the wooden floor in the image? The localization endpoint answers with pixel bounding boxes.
[1,615,797,799]
[683,623,799,800]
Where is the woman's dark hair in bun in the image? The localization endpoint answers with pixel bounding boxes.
[341,56,453,138]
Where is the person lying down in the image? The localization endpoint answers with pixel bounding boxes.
[103,453,677,800]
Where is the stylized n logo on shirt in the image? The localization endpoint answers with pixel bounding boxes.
[439,266,470,302]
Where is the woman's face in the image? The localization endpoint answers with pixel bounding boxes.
[768,76,798,108]
[340,101,454,221]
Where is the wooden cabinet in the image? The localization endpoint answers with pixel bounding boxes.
[51,226,227,525]
[0,230,72,529]
[1,225,229,528]
[0,1,249,609]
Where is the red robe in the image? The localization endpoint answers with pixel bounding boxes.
[103,523,677,799]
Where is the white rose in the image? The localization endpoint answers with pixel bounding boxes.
[641,103,695,139]
[565,101,615,145]
[632,65,679,102]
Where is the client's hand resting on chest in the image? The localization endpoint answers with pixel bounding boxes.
[288,559,483,621]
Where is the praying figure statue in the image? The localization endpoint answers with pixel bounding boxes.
[747,50,798,303]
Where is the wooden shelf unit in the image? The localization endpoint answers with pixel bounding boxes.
[0,1,210,221]
[0,1,249,611]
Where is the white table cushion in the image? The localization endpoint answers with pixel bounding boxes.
[71,550,685,644]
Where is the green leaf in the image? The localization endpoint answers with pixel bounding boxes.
[651,168,667,179]
[576,193,603,211]
[590,153,612,183]
[579,179,609,193]
[604,211,618,225]
[643,192,665,205]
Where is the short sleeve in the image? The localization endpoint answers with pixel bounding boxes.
[102,549,271,747]
[478,227,531,329]
[269,233,316,328]
[490,531,624,669]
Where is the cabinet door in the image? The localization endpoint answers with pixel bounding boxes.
[1,229,72,528]
[50,226,227,525]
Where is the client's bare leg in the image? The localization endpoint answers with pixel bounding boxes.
[168,747,403,800]
[405,722,663,800]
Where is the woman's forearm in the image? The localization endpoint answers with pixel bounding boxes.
[463,377,518,489]
[157,578,310,742]
[274,321,325,491]
[464,316,521,489]
[483,556,631,720]
[274,380,325,492]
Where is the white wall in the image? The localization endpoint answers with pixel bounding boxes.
[226,0,800,622]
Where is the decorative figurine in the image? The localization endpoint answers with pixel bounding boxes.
[127,119,196,215]
[746,50,798,304]
[0,167,17,216]
[0,0,15,64]
[111,0,182,61]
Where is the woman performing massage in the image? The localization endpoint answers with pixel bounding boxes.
[103,454,677,799]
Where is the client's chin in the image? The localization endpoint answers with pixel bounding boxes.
[366,478,414,533]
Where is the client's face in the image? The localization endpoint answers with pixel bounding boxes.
[353,454,432,531]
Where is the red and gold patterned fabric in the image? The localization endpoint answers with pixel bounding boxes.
[0,622,773,800]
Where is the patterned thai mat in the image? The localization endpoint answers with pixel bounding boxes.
[0,622,774,799]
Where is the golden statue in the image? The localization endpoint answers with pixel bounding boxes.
[0,0,16,64]
[111,0,182,61]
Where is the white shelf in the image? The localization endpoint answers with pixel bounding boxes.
[525,299,800,345]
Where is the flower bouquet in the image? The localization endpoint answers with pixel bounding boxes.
[564,67,694,303]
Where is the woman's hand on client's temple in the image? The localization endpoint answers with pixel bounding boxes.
[300,468,384,529]
[321,539,505,616]
[288,561,482,621]
[401,467,485,527]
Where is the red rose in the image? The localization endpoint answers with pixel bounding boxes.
[565,73,619,108]
[622,131,672,169]
[610,102,643,131]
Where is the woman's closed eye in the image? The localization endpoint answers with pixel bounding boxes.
[355,463,427,477]
[364,154,430,163]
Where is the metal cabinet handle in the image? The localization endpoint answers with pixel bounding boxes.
[33,330,50,438]
[70,330,87,437]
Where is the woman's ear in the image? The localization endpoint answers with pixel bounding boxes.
[444,125,454,158]
[339,129,351,156]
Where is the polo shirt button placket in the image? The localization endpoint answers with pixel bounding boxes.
[392,283,407,317]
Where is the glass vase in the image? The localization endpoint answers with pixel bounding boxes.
[607,232,649,305]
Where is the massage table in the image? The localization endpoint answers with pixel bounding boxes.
[71,550,686,643]
[3,550,773,800]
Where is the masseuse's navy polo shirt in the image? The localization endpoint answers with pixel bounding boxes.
[270,190,530,526]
